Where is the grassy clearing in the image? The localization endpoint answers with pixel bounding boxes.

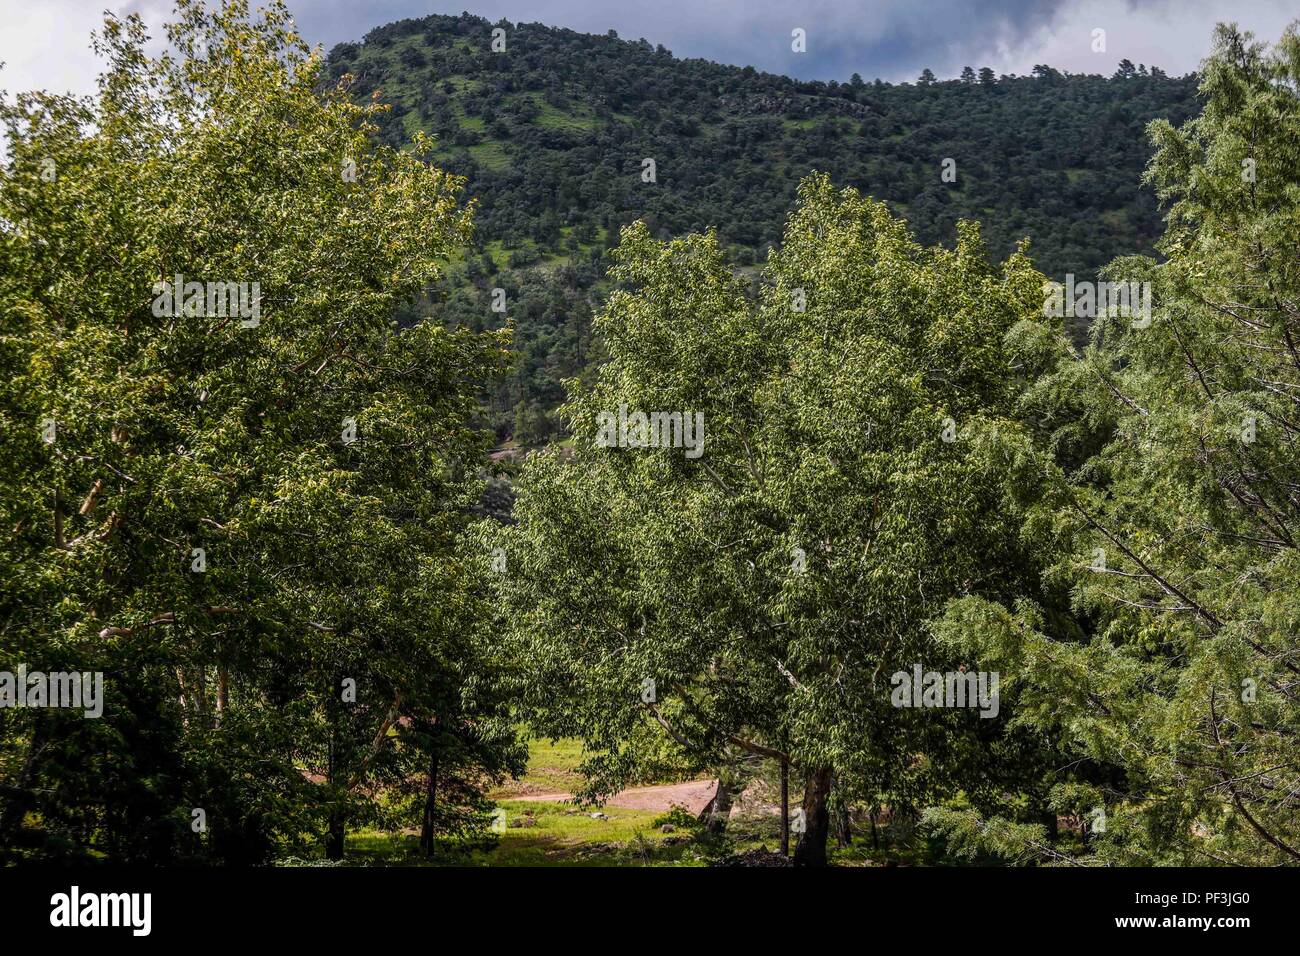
[468,141,512,172]
[530,96,599,132]
[336,792,914,867]
[323,807,907,867]
[490,736,586,797]
[400,110,425,138]
[345,801,702,867]
[478,801,675,866]
[338,739,883,866]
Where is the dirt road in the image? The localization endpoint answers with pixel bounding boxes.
[510,779,718,815]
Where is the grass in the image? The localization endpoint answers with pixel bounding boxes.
[480,240,513,270]
[340,805,810,866]
[468,141,512,172]
[472,805,825,867]
[530,96,599,132]
[490,736,586,797]
[337,736,725,866]
[476,801,676,866]
[475,234,588,272]
[400,111,425,138]
[441,74,478,91]
[345,802,705,867]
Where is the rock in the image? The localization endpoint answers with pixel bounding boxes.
[589,812,609,820]
[660,824,676,833]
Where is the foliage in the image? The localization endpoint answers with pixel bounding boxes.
[4,0,1297,871]
[483,172,1069,862]
[0,0,522,863]
[651,805,701,831]
[935,22,1300,866]
[329,12,1202,442]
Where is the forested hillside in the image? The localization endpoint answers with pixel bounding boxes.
[325,13,1200,443]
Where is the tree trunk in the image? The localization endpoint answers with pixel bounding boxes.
[0,714,48,851]
[779,758,790,856]
[325,810,346,860]
[793,765,832,866]
[324,696,344,860]
[419,750,439,856]
[830,774,853,847]
[699,777,732,834]
[216,664,229,722]
[707,778,731,833]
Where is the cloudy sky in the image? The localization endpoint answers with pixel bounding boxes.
[1,0,1295,98]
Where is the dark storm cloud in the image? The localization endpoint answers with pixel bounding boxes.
[285,0,1072,80]
[4,0,1296,99]
[282,0,1216,80]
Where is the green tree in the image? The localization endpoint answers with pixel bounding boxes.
[485,174,1054,865]
[0,0,522,863]
[935,22,1300,866]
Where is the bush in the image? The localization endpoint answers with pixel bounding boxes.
[651,805,701,831]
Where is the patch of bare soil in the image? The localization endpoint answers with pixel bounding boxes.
[511,779,718,815]
[491,776,580,799]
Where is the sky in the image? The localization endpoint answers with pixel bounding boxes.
[1,0,1296,99]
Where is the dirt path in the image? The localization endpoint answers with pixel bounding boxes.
[510,779,717,815]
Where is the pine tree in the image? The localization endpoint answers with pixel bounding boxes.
[935,23,1300,866]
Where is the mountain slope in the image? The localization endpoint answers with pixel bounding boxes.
[326,12,1202,442]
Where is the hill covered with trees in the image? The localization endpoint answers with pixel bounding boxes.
[325,13,1201,443]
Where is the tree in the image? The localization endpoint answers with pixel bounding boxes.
[0,0,522,863]
[486,174,1053,865]
[960,67,976,84]
[935,22,1300,866]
